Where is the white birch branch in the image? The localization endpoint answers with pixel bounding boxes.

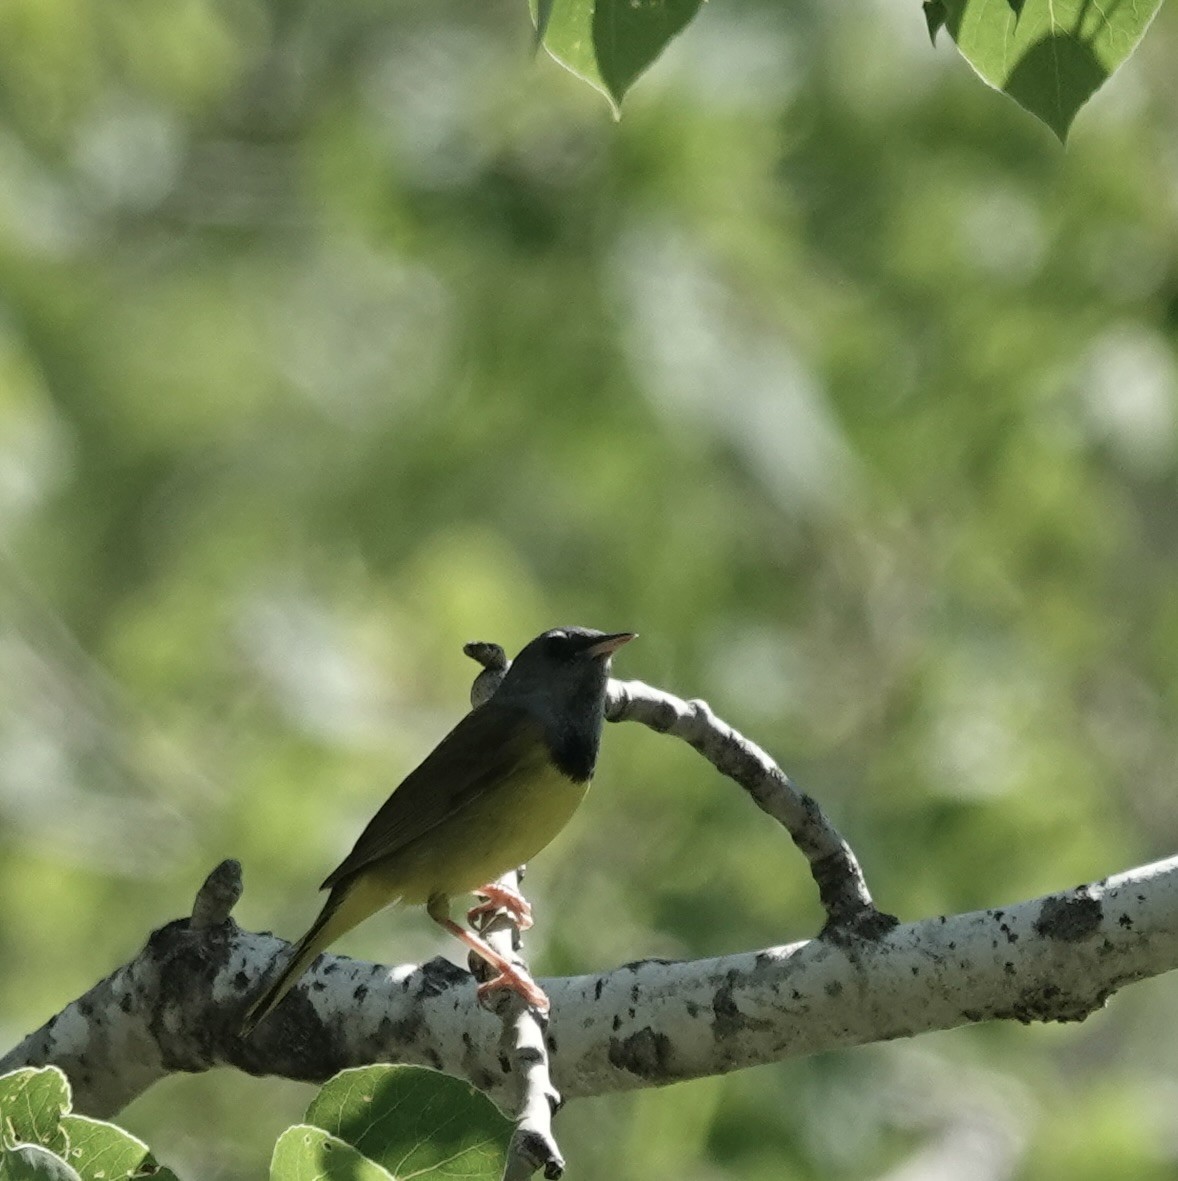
[3,855,1176,1119]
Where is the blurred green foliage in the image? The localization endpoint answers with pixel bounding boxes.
[2,0,1178,1178]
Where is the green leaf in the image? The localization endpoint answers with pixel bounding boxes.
[269,1126,393,1181]
[923,0,946,44]
[305,1066,510,1181]
[58,1115,179,1181]
[941,0,1164,140]
[0,1070,71,1158]
[1,1144,84,1181]
[534,0,703,114]
[534,0,557,50]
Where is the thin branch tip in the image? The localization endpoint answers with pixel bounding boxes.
[191,859,244,929]
[466,641,510,707]
[464,648,876,927]
[464,641,508,671]
[504,1127,565,1181]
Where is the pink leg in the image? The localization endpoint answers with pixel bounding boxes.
[428,895,549,1014]
[467,881,534,930]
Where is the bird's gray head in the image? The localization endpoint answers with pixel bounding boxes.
[497,627,636,781]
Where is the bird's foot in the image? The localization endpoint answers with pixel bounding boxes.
[477,965,551,1015]
[469,881,534,930]
[433,900,548,1013]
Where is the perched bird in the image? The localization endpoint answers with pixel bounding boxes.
[241,626,635,1033]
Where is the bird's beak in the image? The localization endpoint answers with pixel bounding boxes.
[586,632,637,659]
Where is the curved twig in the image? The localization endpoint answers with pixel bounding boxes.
[463,641,892,935]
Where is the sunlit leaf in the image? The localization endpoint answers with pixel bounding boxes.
[58,1115,179,1181]
[941,0,1164,140]
[305,1066,509,1181]
[533,0,702,113]
[0,1070,70,1158]
[269,1126,392,1181]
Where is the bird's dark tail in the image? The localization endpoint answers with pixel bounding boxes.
[241,878,396,1037]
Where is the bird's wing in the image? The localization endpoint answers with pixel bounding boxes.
[320,702,546,889]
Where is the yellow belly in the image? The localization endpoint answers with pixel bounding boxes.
[377,758,590,905]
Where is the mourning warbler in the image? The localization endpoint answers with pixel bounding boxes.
[241,626,635,1032]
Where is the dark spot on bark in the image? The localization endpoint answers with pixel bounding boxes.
[462,1031,475,1053]
[911,966,919,976]
[594,978,605,1001]
[992,981,1111,1025]
[619,958,676,971]
[499,1054,512,1073]
[146,917,189,953]
[322,961,338,975]
[824,980,843,998]
[611,1015,621,1032]
[151,920,241,1070]
[713,970,774,1040]
[630,984,640,1005]
[234,971,250,989]
[516,1046,544,1070]
[685,1001,699,1018]
[819,900,900,945]
[353,985,368,1002]
[1004,962,1015,976]
[419,957,470,997]
[1118,913,1133,929]
[947,942,956,950]
[119,993,133,1013]
[1034,893,1102,942]
[712,979,741,1040]
[546,1033,557,1053]
[608,1027,672,1079]
[311,980,326,992]
[423,1046,442,1070]
[471,1067,497,1091]
[962,1009,983,1022]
